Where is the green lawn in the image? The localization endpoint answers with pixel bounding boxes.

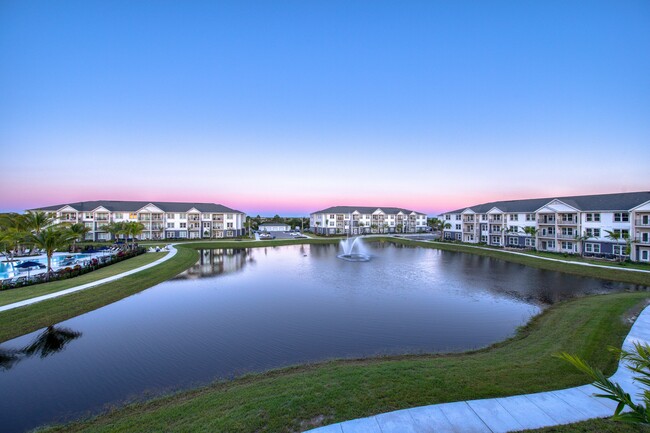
[42,292,649,432]
[0,252,166,307]
[524,418,650,432]
[0,248,198,342]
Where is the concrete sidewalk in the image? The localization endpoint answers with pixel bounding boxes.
[306,305,649,433]
[0,245,178,313]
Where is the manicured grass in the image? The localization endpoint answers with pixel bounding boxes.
[42,292,649,432]
[382,237,650,286]
[0,247,198,343]
[0,252,166,307]
[523,418,650,432]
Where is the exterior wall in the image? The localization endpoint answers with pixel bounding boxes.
[441,203,644,260]
[310,209,428,236]
[43,206,246,241]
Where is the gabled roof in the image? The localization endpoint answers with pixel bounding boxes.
[32,200,244,214]
[444,191,650,214]
[312,206,426,215]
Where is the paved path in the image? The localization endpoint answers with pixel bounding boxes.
[306,304,650,433]
[0,246,178,313]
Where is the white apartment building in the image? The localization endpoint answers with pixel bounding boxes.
[440,192,650,262]
[310,206,428,236]
[33,200,246,241]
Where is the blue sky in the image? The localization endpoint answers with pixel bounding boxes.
[1,1,649,215]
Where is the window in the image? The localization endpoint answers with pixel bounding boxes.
[445,215,451,220]
[642,233,649,243]
[455,215,461,220]
[491,236,500,244]
[480,224,487,231]
[547,241,555,249]
[509,237,518,245]
[481,235,487,243]
[613,229,630,238]
[585,228,601,237]
[586,213,592,222]
[85,213,93,219]
[456,233,461,240]
[166,213,174,219]
[482,215,488,221]
[227,214,233,219]
[613,245,626,255]
[594,213,601,222]
[614,212,629,222]
[561,227,573,236]
[179,213,187,219]
[526,214,535,221]
[561,241,573,251]
[509,214,518,221]
[455,224,461,230]
[113,213,123,219]
[227,222,233,228]
[585,243,601,253]
[180,222,187,228]
[167,223,174,228]
[525,238,536,247]
[642,250,649,261]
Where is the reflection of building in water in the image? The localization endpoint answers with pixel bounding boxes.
[176,248,252,279]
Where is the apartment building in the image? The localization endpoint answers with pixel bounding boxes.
[310,206,428,236]
[440,192,650,262]
[32,200,246,241]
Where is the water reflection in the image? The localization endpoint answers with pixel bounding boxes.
[0,326,82,371]
[173,248,252,280]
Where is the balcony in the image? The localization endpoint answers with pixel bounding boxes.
[538,232,556,239]
[488,229,502,234]
[152,224,164,230]
[537,218,555,225]
[557,233,576,240]
[557,219,577,226]
[635,217,650,226]
[488,218,502,223]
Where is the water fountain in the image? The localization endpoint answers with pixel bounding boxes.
[338,237,370,261]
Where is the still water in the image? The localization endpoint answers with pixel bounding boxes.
[0,242,643,432]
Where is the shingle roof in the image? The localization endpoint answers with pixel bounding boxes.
[31,200,244,214]
[444,191,650,214]
[312,206,426,215]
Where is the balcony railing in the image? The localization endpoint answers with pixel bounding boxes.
[635,235,650,244]
[538,232,556,238]
[557,233,576,240]
[537,218,555,224]
[635,218,650,226]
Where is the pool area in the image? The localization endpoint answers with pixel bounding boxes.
[0,241,647,432]
[0,252,107,280]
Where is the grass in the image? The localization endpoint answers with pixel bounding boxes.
[0,247,198,343]
[523,418,650,432]
[41,291,650,432]
[0,252,166,307]
[381,237,650,286]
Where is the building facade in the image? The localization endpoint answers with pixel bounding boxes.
[439,192,650,262]
[310,206,428,236]
[258,222,291,232]
[33,201,246,241]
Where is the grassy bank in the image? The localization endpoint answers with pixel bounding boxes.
[382,237,650,286]
[524,418,650,432]
[43,292,649,432]
[0,252,166,307]
[0,248,198,342]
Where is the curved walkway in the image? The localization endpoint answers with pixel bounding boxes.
[306,304,650,433]
[0,245,178,313]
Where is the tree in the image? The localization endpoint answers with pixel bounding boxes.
[0,213,28,262]
[102,222,128,243]
[573,231,593,257]
[125,222,145,249]
[22,211,54,235]
[27,227,77,279]
[521,226,539,249]
[556,342,650,425]
[67,223,91,252]
[396,223,403,233]
[605,229,625,261]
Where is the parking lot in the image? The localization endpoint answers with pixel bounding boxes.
[257,231,307,240]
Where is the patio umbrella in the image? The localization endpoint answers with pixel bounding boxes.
[15,261,43,279]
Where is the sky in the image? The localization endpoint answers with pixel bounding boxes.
[1,1,649,216]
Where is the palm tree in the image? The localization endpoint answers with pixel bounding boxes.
[396,223,403,233]
[521,226,539,249]
[102,222,127,244]
[605,229,624,261]
[27,227,77,279]
[23,211,54,235]
[126,221,145,249]
[573,231,593,257]
[0,213,29,262]
[67,223,91,252]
